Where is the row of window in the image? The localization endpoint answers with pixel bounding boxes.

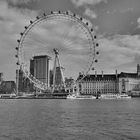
[81,85,117,89]
[82,90,117,94]
[82,85,116,88]
[83,89,116,91]
[82,80,117,82]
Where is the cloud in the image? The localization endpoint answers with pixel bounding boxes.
[0,1,37,80]
[96,34,140,73]
[119,7,133,13]
[7,0,35,5]
[84,8,97,19]
[137,17,140,28]
[71,0,107,7]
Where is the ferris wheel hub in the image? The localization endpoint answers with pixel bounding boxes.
[53,48,59,55]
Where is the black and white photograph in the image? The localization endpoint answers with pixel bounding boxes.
[0,0,140,139]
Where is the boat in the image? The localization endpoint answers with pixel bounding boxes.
[117,94,131,99]
[16,93,35,99]
[67,94,96,99]
[99,94,118,99]
[99,93,131,99]
[0,93,16,99]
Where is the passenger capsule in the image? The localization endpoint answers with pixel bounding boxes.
[15,47,18,50]
[94,35,97,39]
[30,20,33,24]
[96,52,99,55]
[17,40,20,43]
[16,62,20,65]
[96,43,99,47]
[36,16,39,19]
[95,60,98,63]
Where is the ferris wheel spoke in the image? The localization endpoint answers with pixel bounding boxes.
[23,40,48,50]
[63,38,91,55]
[27,33,49,48]
[60,22,84,52]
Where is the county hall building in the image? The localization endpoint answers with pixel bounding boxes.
[78,64,140,95]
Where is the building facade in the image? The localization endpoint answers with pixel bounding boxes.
[32,55,50,87]
[78,73,118,95]
[65,77,75,93]
[16,55,51,92]
[0,81,16,94]
[118,64,140,93]
[17,67,34,92]
[78,65,140,95]
[16,68,24,92]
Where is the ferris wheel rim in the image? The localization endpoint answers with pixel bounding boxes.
[16,11,99,90]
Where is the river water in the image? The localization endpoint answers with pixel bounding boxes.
[0,98,140,140]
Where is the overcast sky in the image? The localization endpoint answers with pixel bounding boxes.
[0,0,140,80]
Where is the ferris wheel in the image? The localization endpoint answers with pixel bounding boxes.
[15,11,99,91]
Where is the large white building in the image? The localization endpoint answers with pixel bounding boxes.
[78,72,118,95]
[77,65,140,95]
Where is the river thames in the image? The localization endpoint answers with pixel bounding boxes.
[0,99,140,140]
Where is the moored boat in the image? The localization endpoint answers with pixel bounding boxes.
[117,94,131,99]
[99,94,118,99]
[0,93,16,99]
[67,94,96,99]
[99,93,131,99]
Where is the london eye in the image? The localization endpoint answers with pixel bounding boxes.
[15,11,99,91]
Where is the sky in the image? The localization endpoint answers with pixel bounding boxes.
[0,0,140,80]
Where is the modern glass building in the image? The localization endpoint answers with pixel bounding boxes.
[32,55,51,87]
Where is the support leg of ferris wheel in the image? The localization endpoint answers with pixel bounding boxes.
[52,48,66,93]
[52,49,57,93]
[57,53,66,89]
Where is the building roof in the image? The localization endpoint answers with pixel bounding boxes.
[33,55,51,59]
[77,72,140,81]
[119,72,138,78]
[78,74,117,81]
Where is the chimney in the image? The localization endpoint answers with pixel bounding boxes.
[102,71,104,77]
[95,71,97,78]
[137,64,140,76]
[0,72,3,82]
[115,70,118,78]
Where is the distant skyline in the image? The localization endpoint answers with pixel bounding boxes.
[0,0,140,80]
